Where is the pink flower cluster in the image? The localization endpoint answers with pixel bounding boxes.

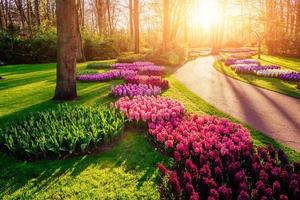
[114,96,185,122]
[111,83,161,97]
[112,62,166,76]
[153,115,300,199]
[148,114,251,158]
[125,75,169,89]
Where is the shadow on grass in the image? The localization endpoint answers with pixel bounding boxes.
[0,131,169,199]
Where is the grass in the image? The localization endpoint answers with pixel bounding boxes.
[255,55,300,72]
[0,61,299,199]
[213,61,300,98]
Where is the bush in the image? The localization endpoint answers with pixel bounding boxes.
[0,28,120,64]
[117,53,146,63]
[146,43,186,66]
[0,104,126,159]
[0,27,56,64]
[84,39,119,61]
[86,60,116,69]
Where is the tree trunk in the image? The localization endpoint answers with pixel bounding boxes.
[54,0,78,101]
[34,0,40,26]
[162,0,170,51]
[76,0,85,62]
[296,0,300,54]
[133,0,139,53]
[106,0,112,34]
[0,0,3,30]
[95,0,104,36]
[129,0,133,39]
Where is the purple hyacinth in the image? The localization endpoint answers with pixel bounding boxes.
[279,72,300,82]
[111,83,161,97]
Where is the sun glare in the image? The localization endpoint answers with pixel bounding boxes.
[192,0,220,30]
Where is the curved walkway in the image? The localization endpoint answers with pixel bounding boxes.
[175,56,300,151]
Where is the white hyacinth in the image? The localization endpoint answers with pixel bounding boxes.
[255,69,291,77]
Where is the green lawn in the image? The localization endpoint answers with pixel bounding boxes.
[255,55,300,72]
[0,61,299,199]
[213,60,300,98]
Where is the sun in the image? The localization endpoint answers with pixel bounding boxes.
[191,0,220,30]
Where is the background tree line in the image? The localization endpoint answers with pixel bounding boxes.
[0,0,300,66]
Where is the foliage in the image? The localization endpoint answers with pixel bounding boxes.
[83,39,119,61]
[146,43,186,66]
[117,53,146,63]
[86,60,116,69]
[0,28,121,64]
[0,104,126,159]
[0,28,56,64]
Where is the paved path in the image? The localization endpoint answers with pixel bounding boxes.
[175,56,300,152]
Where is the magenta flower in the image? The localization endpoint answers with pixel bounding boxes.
[157,163,169,176]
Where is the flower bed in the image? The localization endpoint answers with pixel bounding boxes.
[125,75,169,89]
[256,69,291,77]
[114,95,185,123]
[77,69,137,82]
[233,65,280,74]
[279,72,300,82]
[112,62,166,76]
[152,114,300,200]
[111,83,161,97]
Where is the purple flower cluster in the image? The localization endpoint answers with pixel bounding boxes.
[76,71,118,82]
[125,75,169,89]
[225,58,260,66]
[111,83,161,97]
[77,69,137,82]
[279,72,300,82]
[233,65,280,74]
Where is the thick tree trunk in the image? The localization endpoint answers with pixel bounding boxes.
[54,0,78,101]
[162,0,170,51]
[133,0,139,53]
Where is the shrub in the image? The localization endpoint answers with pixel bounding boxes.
[146,44,186,66]
[84,39,119,61]
[0,104,126,159]
[0,28,56,64]
[117,54,146,63]
[86,60,116,69]
[77,69,100,75]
